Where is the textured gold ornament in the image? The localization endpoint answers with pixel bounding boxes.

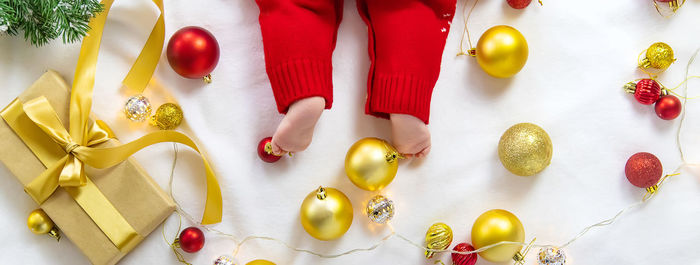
[498,123,553,176]
[640,42,675,71]
[471,209,525,263]
[345,137,401,191]
[424,222,453,258]
[27,209,60,241]
[246,259,276,265]
[300,186,353,241]
[475,25,529,78]
[151,103,184,130]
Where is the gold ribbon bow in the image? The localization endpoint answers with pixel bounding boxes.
[0,0,222,251]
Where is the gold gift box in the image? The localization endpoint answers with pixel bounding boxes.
[0,71,175,265]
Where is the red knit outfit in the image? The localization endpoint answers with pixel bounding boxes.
[256,0,455,124]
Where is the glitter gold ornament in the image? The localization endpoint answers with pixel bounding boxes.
[471,209,525,263]
[345,137,401,191]
[27,209,60,240]
[475,25,529,78]
[640,42,675,71]
[424,222,453,258]
[246,259,276,265]
[300,186,353,241]
[498,123,553,176]
[151,103,183,130]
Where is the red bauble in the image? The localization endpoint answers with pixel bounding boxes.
[167,26,220,80]
[507,0,532,9]
[633,79,662,105]
[655,95,681,120]
[452,243,478,265]
[179,227,205,253]
[258,137,282,163]
[625,152,663,188]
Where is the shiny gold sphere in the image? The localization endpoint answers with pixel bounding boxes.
[471,209,525,262]
[151,103,184,130]
[246,259,276,265]
[642,42,675,70]
[498,123,553,176]
[345,137,399,191]
[475,25,529,78]
[424,222,453,259]
[27,209,54,234]
[300,186,353,241]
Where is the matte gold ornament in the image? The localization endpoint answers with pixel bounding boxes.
[424,222,453,258]
[498,123,553,176]
[640,42,675,71]
[475,25,529,78]
[300,186,353,241]
[246,259,276,265]
[151,103,184,130]
[345,137,401,191]
[27,209,60,241]
[471,209,525,263]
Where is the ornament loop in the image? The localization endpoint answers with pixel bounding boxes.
[642,172,679,201]
[513,238,536,265]
[48,227,61,241]
[203,74,212,84]
[316,186,327,200]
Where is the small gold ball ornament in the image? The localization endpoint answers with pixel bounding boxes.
[300,186,353,241]
[424,222,453,259]
[640,42,676,71]
[246,259,276,265]
[27,209,60,240]
[345,137,401,191]
[471,209,525,262]
[475,25,529,78]
[151,103,184,130]
[498,123,553,176]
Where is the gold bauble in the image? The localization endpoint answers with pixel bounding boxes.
[475,25,529,78]
[300,186,353,241]
[471,209,525,262]
[345,137,400,191]
[151,103,184,130]
[498,123,552,176]
[246,259,276,265]
[27,209,54,234]
[641,42,675,70]
[424,222,453,259]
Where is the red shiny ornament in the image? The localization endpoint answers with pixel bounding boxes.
[633,79,662,105]
[258,137,282,163]
[655,95,682,120]
[625,152,663,188]
[452,243,478,265]
[178,227,205,253]
[507,0,532,9]
[167,26,220,80]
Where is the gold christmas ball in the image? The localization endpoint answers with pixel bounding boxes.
[151,103,184,130]
[300,186,353,241]
[27,209,54,234]
[475,25,529,78]
[345,137,400,191]
[424,222,453,259]
[641,42,675,70]
[498,123,553,176]
[471,209,525,262]
[246,259,276,265]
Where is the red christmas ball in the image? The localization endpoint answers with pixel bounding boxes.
[179,227,205,253]
[452,243,478,265]
[633,79,661,105]
[167,26,220,80]
[654,95,681,120]
[258,137,282,163]
[507,0,532,9]
[625,152,663,188]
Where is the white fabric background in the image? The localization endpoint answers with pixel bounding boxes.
[1,0,700,264]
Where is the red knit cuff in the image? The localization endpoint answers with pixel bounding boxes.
[366,73,434,124]
[266,58,333,113]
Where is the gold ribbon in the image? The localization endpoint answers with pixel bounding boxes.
[0,0,222,251]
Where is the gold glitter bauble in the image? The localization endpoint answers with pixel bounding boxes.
[498,123,553,176]
[424,222,453,259]
[641,42,675,70]
[471,209,525,262]
[475,25,529,78]
[151,103,183,130]
[300,186,353,241]
[345,138,400,191]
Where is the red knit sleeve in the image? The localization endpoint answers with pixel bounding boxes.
[255,0,343,113]
[358,0,456,124]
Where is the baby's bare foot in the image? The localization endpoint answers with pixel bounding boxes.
[390,114,431,158]
[270,97,325,155]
